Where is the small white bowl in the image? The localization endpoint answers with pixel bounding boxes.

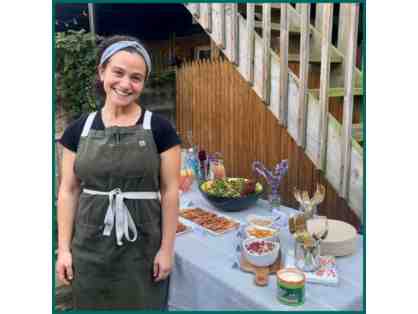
[244,225,280,242]
[242,238,280,267]
[246,214,274,228]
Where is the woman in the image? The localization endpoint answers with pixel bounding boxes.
[56,35,181,309]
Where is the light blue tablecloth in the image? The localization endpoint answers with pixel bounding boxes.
[168,185,363,310]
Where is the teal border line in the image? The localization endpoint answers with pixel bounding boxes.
[52,1,366,313]
[361,1,366,313]
[52,1,57,313]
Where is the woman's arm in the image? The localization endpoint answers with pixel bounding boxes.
[153,144,181,282]
[56,147,81,285]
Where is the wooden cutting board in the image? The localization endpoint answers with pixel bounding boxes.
[240,251,282,286]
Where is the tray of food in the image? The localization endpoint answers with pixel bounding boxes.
[179,207,240,236]
[176,220,192,236]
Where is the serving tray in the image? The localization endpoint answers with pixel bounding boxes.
[176,221,193,236]
[179,207,241,236]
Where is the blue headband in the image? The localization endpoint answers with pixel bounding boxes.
[100,40,152,79]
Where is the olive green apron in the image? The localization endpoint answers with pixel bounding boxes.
[71,110,169,309]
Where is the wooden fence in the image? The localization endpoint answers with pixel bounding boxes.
[176,59,361,230]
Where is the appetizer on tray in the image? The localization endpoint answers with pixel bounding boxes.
[180,207,240,235]
[176,220,192,236]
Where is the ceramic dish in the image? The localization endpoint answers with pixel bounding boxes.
[246,214,275,228]
[245,225,280,242]
[242,238,280,267]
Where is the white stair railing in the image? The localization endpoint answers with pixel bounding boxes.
[184,3,363,219]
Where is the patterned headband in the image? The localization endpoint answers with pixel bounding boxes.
[100,40,152,79]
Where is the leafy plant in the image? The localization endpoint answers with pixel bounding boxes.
[56,29,102,118]
[147,70,176,88]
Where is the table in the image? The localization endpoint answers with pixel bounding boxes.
[168,185,364,310]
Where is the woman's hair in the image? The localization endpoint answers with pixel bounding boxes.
[95,35,150,99]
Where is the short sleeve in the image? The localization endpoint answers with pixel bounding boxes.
[151,114,181,154]
[59,114,89,152]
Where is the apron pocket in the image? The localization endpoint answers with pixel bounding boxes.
[135,221,162,260]
[72,223,107,260]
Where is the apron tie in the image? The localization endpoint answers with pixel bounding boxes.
[83,188,160,246]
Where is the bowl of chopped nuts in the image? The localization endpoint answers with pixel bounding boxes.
[242,238,280,267]
[244,225,280,242]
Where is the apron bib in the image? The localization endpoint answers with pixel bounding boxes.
[71,110,169,309]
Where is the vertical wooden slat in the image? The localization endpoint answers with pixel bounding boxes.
[262,4,271,104]
[279,4,289,126]
[219,4,225,49]
[295,4,303,14]
[315,4,325,30]
[337,4,352,56]
[190,61,195,137]
[247,3,255,85]
[211,39,220,60]
[232,62,240,175]
[197,60,202,147]
[201,4,212,32]
[189,3,200,19]
[337,3,357,102]
[230,3,239,65]
[221,60,227,171]
[318,4,333,170]
[195,3,200,18]
[340,4,359,198]
[190,61,194,135]
[207,4,212,33]
[297,4,311,148]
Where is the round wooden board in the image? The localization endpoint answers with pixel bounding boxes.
[307,219,358,256]
[240,251,282,286]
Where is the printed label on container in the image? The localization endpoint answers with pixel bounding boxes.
[277,284,305,306]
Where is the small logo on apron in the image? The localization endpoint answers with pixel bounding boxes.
[139,140,146,147]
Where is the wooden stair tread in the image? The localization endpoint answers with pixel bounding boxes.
[309,87,363,98]
[254,20,305,34]
[275,39,343,63]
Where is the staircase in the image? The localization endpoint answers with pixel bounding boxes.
[183,3,363,218]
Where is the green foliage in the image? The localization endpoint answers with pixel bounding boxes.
[147,70,176,88]
[56,29,102,117]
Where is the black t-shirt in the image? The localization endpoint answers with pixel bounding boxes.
[59,109,181,154]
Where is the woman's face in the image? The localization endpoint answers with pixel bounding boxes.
[99,50,147,107]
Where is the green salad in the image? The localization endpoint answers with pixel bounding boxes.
[201,178,262,198]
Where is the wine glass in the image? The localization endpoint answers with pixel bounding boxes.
[311,215,328,241]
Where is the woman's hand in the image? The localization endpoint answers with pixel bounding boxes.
[56,250,73,285]
[153,248,173,282]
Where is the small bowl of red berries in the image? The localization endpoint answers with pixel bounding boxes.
[242,238,280,267]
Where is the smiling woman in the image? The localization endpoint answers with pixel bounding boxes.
[99,50,146,108]
[95,36,151,102]
[56,35,181,310]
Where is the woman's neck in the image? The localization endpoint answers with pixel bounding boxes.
[102,102,142,127]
